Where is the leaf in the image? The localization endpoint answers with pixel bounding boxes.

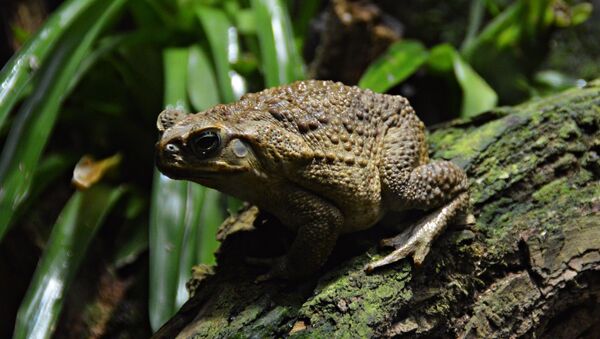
[198,189,224,265]
[148,47,207,331]
[358,40,428,93]
[452,51,498,117]
[187,45,221,112]
[11,153,75,226]
[0,0,128,241]
[112,191,149,269]
[460,0,554,103]
[570,3,593,26]
[428,44,497,117]
[0,0,98,129]
[72,153,122,189]
[196,5,247,102]
[13,184,125,339]
[251,0,304,86]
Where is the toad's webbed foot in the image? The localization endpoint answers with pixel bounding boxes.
[365,191,469,272]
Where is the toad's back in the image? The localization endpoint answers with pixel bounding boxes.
[223,80,428,231]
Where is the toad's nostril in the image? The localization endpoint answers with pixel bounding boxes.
[165,143,179,154]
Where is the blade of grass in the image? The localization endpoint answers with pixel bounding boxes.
[0,0,98,129]
[358,40,428,93]
[251,0,304,86]
[0,0,127,240]
[149,47,207,331]
[196,5,247,102]
[13,184,125,339]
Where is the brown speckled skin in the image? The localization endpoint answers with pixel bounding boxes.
[156,80,468,280]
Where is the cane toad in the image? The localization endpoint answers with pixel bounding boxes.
[155,80,468,280]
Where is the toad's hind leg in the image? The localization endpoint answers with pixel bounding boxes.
[372,124,469,272]
[365,190,468,272]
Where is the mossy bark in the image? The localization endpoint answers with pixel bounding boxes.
[154,82,600,338]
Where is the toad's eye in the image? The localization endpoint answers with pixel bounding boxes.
[190,130,221,158]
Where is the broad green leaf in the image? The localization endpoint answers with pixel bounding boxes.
[0,0,97,129]
[453,51,497,117]
[570,3,593,26]
[0,0,127,241]
[187,45,220,112]
[13,185,125,339]
[358,40,428,93]
[428,44,497,117]
[251,0,304,86]
[427,44,455,73]
[196,6,247,102]
[149,48,206,331]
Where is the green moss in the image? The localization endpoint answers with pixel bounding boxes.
[294,257,412,337]
[430,117,513,167]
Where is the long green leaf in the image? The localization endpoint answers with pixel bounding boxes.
[251,0,304,86]
[198,189,224,265]
[187,45,220,112]
[196,6,247,103]
[150,172,207,325]
[0,0,127,240]
[149,48,206,331]
[358,40,428,93]
[0,0,98,129]
[195,6,247,220]
[13,185,125,339]
[12,153,75,224]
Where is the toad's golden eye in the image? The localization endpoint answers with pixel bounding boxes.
[190,130,220,158]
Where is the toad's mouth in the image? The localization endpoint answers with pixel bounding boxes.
[155,157,247,181]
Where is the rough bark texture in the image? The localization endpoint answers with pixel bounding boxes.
[154,81,600,338]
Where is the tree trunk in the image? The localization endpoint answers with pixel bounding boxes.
[154,81,600,338]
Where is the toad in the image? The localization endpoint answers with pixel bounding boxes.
[156,80,468,280]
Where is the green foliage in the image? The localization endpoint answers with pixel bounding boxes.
[428,44,498,118]
[359,40,429,93]
[358,0,592,116]
[1,0,304,335]
[14,184,125,339]
[0,0,127,238]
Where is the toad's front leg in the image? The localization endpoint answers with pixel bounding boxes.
[254,188,344,282]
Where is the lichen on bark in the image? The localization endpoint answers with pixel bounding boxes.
[154,81,600,338]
